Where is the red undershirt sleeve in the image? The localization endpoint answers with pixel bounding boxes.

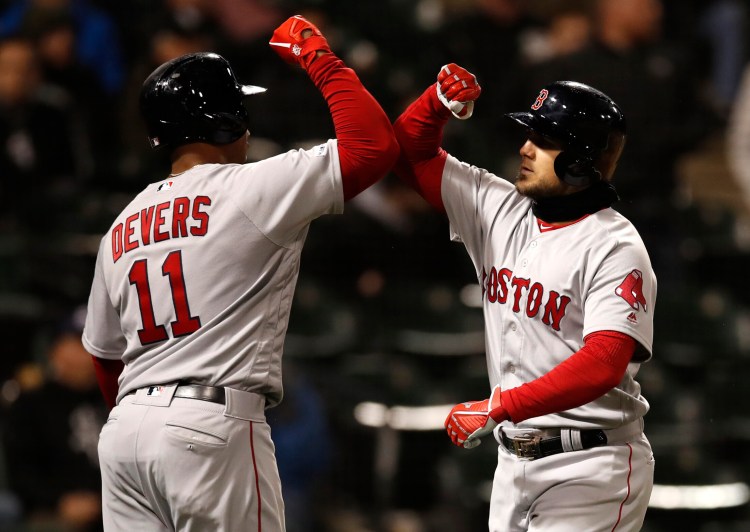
[306,53,399,201]
[91,356,124,410]
[392,84,452,212]
[489,331,637,423]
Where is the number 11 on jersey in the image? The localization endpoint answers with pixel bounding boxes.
[128,250,202,345]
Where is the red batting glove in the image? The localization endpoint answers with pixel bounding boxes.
[269,15,332,71]
[445,385,507,449]
[436,63,481,120]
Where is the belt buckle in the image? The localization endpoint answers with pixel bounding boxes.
[511,435,542,460]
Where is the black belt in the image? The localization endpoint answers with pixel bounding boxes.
[501,429,608,460]
[174,384,225,404]
[129,384,226,405]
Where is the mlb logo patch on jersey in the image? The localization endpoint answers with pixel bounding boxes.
[147,386,166,396]
[157,180,174,192]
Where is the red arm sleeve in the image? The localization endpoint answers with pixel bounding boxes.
[392,84,452,212]
[305,53,399,201]
[490,331,637,423]
[91,356,124,410]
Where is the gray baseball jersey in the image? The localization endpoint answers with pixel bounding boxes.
[441,155,656,430]
[82,140,342,407]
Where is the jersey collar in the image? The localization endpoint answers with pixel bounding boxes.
[537,214,591,232]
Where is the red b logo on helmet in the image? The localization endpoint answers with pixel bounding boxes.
[531,89,548,110]
[615,269,647,311]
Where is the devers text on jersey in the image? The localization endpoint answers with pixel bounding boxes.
[111,195,212,263]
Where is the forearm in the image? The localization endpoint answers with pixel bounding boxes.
[497,331,636,423]
[306,53,399,200]
[392,85,451,211]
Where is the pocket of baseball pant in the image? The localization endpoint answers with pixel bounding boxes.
[165,420,229,447]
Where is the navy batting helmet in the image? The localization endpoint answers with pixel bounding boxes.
[140,52,266,150]
[506,81,626,187]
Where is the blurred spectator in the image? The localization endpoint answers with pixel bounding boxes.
[21,7,113,178]
[2,307,107,532]
[0,35,89,232]
[658,0,747,118]
[117,20,216,185]
[211,0,284,46]
[520,0,593,65]
[696,0,746,115]
[511,0,719,287]
[0,0,125,96]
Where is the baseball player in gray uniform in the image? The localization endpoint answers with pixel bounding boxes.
[81,16,398,532]
[393,64,656,531]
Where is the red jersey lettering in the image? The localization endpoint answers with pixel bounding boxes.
[481,266,571,331]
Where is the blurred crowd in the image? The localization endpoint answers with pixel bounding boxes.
[0,0,749,531]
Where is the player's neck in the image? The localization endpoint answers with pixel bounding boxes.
[169,143,234,175]
[531,181,619,223]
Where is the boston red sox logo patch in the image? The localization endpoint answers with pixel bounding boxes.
[615,269,647,311]
[531,89,549,110]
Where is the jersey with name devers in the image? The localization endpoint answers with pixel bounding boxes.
[82,140,343,407]
[441,155,656,430]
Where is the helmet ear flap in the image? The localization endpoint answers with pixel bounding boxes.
[554,151,600,187]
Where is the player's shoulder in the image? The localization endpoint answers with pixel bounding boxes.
[590,208,644,239]
[587,208,652,258]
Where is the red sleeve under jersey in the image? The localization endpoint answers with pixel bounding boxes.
[490,331,637,423]
[306,53,399,201]
[392,84,452,212]
[91,356,124,410]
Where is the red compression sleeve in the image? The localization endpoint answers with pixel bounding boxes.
[306,53,399,201]
[91,356,124,410]
[491,331,637,423]
[392,84,452,212]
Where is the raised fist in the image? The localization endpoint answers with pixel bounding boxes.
[269,15,332,70]
[436,63,481,120]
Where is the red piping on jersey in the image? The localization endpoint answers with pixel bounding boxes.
[249,422,262,531]
[611,443,634,531]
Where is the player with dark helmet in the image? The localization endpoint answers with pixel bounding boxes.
[84,15,398,532]
[505,81,627,187]
[393,63,656,531]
